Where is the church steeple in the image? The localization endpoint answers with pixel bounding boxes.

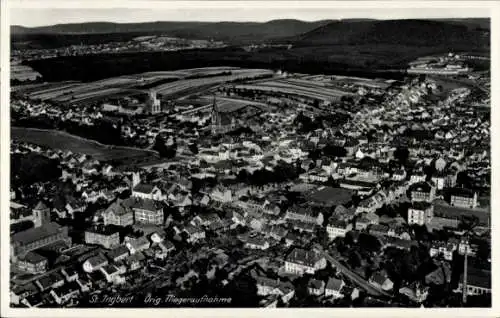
[211,94,221,135]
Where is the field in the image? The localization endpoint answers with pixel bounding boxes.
[11,127,158,163]
[15,67,274,107]
[235,77,354,102]
[154,69,273,97]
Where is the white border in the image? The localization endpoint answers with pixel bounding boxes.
[1,1,499,317]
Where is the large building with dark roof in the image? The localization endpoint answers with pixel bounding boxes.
[11,222,71,261]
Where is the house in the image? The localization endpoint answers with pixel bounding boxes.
[307,278,325,296]
[17,251,48,274]
[22,293,44,308]
[369,272,394,291]
[100,264,125,284]
[399,283,429,303]
[125,252,146,271]
[210,187,233,203]
[35,272,65,291]
[409,182,435,203]
[157,240,175,257]
[326,219,353,240]
[132,183,162,200]
[83,254,108,273]
[61,266,79,282]
[131,198,164,225]
[284,248,326,275]
[102,199,134,226]
[243,236,270,250]
[255,276,295,304]
[450,188,478,209]
[84,225,120,249]
[191,213,221,227]
[76,278,92,292]
[182,225,206,243]
[125,236,150,254]
[368,224,389,237]
[50,282,81,305]
[429,241,456,261]
[285,207,323,225]
[106,245,130,263]
[392,169,407,181]
[408,202,434,225]
[325,277,345,299]
[65,200,87,217]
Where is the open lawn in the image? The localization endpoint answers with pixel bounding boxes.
[11,127,158,163]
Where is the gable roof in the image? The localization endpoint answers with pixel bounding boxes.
[133,183,156,194]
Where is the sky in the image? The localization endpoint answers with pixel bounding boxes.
[10,6,490,27]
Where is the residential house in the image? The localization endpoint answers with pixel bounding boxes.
[285,207,323,225]
[131,198,164,225]
[307,279,325,296]
[50,282,81,305]
[100,264,125,284]
[132,183,162,200]
[125,236,150,255]
[61,266,79,282]
[35,273,65,291]
[102,199,134,226]
[255,276,295,304]
[284,248,326,275]
[368,224,389,237]
[429,241,456,261]
[106,245,130,263]
[450,188,478,209]
[125,252,146,272]
[369,272,394,291]
[326,219,353,240]
[243,236,270,250]
[17,251,48,274]
[84,225,120,249]
[83,254,108,273]
[409,182,435,203]
[408,202,434,225]
[325,277,345,299]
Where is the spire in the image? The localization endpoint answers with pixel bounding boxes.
[212,94,218,113]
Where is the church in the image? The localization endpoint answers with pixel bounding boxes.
[211,96,237,135]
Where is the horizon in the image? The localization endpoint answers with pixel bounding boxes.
[10,7,490,28]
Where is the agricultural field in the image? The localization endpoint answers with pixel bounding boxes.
[15,67,274,106]
[234,77,354,102]
[154,69,274,97]
[11,127,157,163]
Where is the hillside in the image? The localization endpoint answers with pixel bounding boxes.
[293,19,489,49]
[11,20,333,47]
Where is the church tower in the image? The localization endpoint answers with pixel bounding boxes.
[33,201,51,228]
[211,95,221,135]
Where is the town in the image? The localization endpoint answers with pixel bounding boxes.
[9,47,491,308]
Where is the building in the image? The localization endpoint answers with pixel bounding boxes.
[211,95,237,135]
[17,251,48,274]
[102,199,134,226]
[450,188,478,209]
[326,219,353,240]
[84,225,120,249]
[457,268,491,296]
[369,272,394,291]
[83,254,108,273]
[408,202,434,225]
[284,248,326,275]
[32,201,51,228]
[307,279,326,296]
[132,183,162,200]
[325,277,345,299]
[131,198,164,225]
[285,206,323,225]
[145,90,161,114]
[409,182,435,203]
[11,222,71,261]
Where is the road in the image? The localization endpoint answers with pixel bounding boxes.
[314,244,393,298]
